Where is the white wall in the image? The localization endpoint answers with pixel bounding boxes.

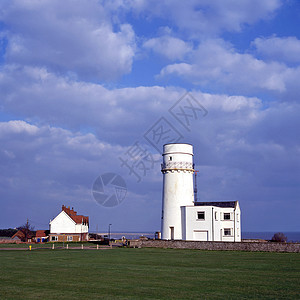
[75,223,89,234]
[50,211,88,234]
[182,203,241,242]
[161,143,194,240]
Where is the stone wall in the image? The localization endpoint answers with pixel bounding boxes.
[129,239,300,253]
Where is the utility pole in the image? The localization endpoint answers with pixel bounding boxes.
[108,224,112,243]
[25,218,30,242]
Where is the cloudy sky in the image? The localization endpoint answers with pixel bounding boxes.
[0,0,299,234]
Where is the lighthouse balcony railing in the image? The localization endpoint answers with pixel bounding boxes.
[161,162,194,171]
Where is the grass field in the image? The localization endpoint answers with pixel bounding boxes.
[0,248,299,299]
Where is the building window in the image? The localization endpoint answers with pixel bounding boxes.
[169,156,172,161]
[51,236,58,241]
[67,236,73,241]
[197,211,205,220]
[215,211,218,220]
[224,213,231,220]
[224,228,231,236]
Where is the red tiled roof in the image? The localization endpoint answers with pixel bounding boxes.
[62,205,89,225]
[12,230,25,239]
[12,230,34,241]
[35,230,48,237]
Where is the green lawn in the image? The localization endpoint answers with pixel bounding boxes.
[0,248,299,299]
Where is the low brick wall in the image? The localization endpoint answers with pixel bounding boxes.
[129,239,300,253]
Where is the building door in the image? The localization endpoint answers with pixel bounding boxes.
[193,231,208,241]
[170,227,174,240]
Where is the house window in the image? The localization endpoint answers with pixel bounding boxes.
[51,236,58,241]
[197,211,205,220]
[224,213,231,220]
[67,236,73,241]
[224,228,231,236]
[169,156,172,161]
[215,211,218,220]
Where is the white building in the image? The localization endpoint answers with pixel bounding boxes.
[49,205,89,242]
[182,201,241,242]
[161,143,241,242]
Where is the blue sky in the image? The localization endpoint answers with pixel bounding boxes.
[0,0,299,233]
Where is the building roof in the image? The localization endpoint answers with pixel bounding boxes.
[35,230,48,237]
[61,205,89,225]
[194,201,237,208]
[12,230,35,240]
[11,231,24,240]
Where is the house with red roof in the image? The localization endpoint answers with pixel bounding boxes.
[49,205,89,242]
[35,230,49,243]
[11,230,34,243]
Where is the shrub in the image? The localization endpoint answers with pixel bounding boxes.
[271,232,287,243]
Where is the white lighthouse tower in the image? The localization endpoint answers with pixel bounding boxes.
[161,143,194,240]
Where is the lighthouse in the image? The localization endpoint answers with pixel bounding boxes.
[161,143,194,240]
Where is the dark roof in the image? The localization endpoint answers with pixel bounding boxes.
[194,201,237,208]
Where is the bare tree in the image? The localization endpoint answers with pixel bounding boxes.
[17,219,35,242]
[271,232,287,243]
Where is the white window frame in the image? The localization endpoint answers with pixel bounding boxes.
[51,236,58,241]
[67,236,73,241]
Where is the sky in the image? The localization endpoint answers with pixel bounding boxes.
[0,0,299,233]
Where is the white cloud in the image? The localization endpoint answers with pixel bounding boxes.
[159,63,193,77]
[129,0,282,37]
[253,36,300,64]
[0,120,38,135]
[0,64,186,144]
[0,119,127,203]
[0,0,136,80]
[159,39,300,97]
[143,35,192,60]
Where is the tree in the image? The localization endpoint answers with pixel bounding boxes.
[0,228,18,237]
[271,232,287,243]
[17,219,35,242]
